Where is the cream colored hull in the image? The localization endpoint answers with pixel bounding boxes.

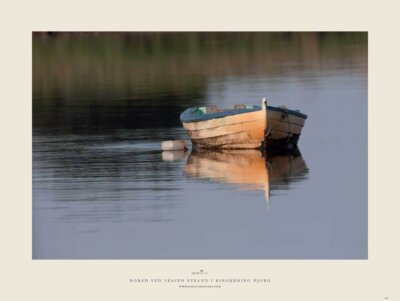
[182,110,266,149]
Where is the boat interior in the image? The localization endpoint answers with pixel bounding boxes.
[197,104,258,114]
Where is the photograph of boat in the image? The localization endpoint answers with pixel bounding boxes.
[32,32,367,259]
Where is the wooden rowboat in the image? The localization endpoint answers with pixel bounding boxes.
[180,98,268,149]
[180,98,307,149]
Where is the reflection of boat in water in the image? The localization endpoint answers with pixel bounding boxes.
[264,147,309,189]
[184,147,308,207]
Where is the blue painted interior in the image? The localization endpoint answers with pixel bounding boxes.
[180,105,308,123]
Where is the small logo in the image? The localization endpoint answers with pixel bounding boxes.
[191,269,209,275]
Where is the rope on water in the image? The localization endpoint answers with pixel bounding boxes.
[284,108,292,143]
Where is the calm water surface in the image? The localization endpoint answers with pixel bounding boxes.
[33,33,367,259]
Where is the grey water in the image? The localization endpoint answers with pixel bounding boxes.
[32,32,367,259]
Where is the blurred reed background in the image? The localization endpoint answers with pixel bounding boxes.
[33,32,367,101]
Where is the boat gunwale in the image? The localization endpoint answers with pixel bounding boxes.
[180,105,307,123]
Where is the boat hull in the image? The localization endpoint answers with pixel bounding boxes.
[181,109,266,149]
[262,108,307,149]
[180,103,307,149]
[267,109,306,139]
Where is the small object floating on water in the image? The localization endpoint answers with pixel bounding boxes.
[161,140,188,151]
[162,150,188,162]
